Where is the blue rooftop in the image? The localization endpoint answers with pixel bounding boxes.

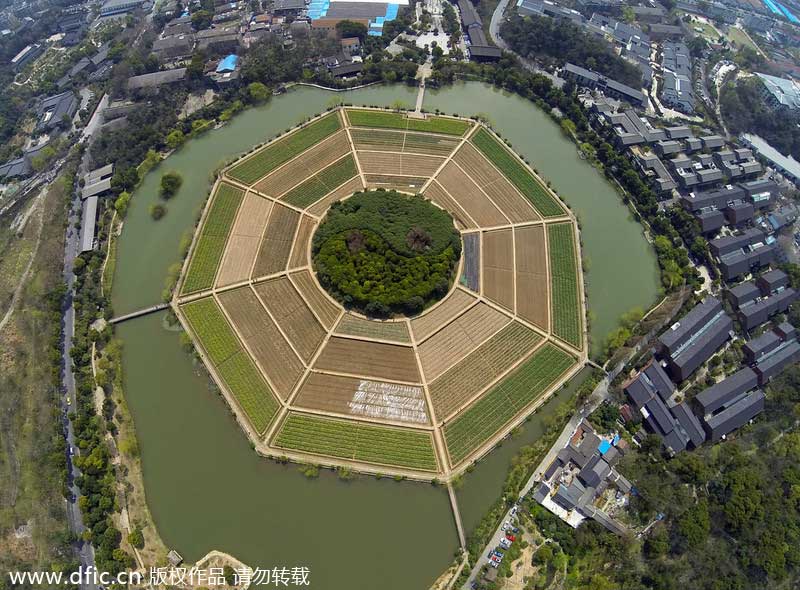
[598,440,612,455]
[216,54,239,73]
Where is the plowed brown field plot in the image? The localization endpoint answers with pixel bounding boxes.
[402,132,461,157]
[288,270,341,329]
[253,131,351,196]
[483,229,515,311]
[350,128,405,152]
[288,215,315,269]
[435,162,509,227]
[365,174,428,192]
[418,302,510,381]
[452,144,540,223]
[314,337,421,383]
[252,204,300,278]
[429,322,542,420]
[356,151,401,175]
[307,176,364,217]
[421,181,476,230]
[335,314,411,343]
[515,225,549,330]
[293,372,429,424]
[217,287,304,399]
[216,194,272,287]
[356,151,446,178]
[410,288,477,341]
[253,277,325,362]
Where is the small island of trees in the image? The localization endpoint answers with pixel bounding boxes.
[312,190,461,317]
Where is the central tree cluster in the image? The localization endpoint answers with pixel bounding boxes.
[312,190,461,317]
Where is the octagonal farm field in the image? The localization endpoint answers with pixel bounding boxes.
[174,108,587,479]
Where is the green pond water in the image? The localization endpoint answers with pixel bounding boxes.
[111,82,658,589]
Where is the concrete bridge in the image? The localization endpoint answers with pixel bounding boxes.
[109,303,170,324]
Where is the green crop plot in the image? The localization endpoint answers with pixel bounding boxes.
[346,109,470,136]
[216,351,279,433]
[181,183,243,294]
[444,343,576,464]
[181,297,241,365]
[471,128,565,217]
[548,223,582,349]
[274,413,438,471]
[183,298,279,432]
[228,113,342,183]
[282,154,358,208]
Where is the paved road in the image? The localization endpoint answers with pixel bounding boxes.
[60,94,105,590]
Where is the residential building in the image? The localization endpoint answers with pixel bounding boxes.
[695,367,758,416]
[755,72,800,111]
[100,0,147,16]
[35,91,79,132]
[79,196,99,253]
[661,41,694,114]
[658,296,732,381]
[741,134,800,185]
[710,229,775,281]
[153,34,195,60]
[196,27,240,54]
[11,43,44,70]
[727,269,798,330]
[562,63,645,106]
[128,68,187,90]
[648,22,683,38]
[702,389,765,441]
[631,4,666,22]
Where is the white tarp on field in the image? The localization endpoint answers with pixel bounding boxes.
[348,380,427,423]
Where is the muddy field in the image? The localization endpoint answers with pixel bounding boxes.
[483,229,515,311]
[409,288,476,342]
[313,336,421,383]
[417,302,510,381]
[216,193,272,287]
[435,162,508,227]
[252,204,300,278]
[364,174,429,193]
[293,372,429,425]
[288,270,341,329]
[335,314,411,343]
[421,181,476,230]
[253,277,326,362]
[514,225,549,330]
[217,286,305,398]
[428,322,541,420]
[288,215,315,269]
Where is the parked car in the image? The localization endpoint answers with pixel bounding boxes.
[506,534,516,542]
[499,539,511,549]
[488,560,499,568]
